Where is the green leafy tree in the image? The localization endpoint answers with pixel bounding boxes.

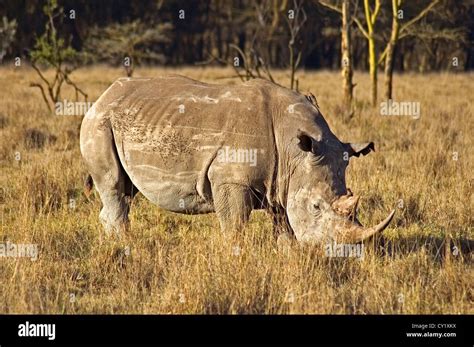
[85,20,172,76]
[0,16,17,63]
[29,0,87,112]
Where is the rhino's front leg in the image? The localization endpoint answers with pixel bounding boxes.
[271,205,295,239]
[212,183,253,233]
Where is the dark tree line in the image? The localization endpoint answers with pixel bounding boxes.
[1,0,472,72]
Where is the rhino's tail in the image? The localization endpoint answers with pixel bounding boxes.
[84,174,94,198]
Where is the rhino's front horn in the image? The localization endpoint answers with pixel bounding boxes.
[333,209,395,243]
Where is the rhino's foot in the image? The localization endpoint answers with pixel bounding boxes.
[99,201,130,237]
[276,232,294,252]
[101,220,130,237]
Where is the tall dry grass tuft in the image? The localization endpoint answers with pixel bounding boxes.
[0,66,472,314]
[22,166,63,214]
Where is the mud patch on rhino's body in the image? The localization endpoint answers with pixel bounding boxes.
[172,90,242,104]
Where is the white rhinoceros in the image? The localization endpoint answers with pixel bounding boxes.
[80,75,394,244]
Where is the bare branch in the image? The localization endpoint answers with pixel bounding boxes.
[378,45,389,65]
[400,26,466,41]
[257,56,276,83]
[61,70,88,101]
[30,62,52,89]
[229,44,256,80]
[353,16,370,39]
[364,0,373,32]
[399,0,440,36]
[29,83,51,112]
[371,0,381,24]
[318,0,342,14]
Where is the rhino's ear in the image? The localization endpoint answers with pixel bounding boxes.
[297,131,313,152]
[297,131,324,156]
[345,142,375,157]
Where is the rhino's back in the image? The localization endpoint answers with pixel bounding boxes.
[93,75,275,211]
[108,75,271,139]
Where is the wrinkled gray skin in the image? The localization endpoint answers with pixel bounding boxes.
[80,75,394,244]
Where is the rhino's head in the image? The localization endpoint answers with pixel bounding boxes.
[280,102,394,245]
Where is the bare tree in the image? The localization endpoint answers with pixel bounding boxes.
[340,0,354,107]
[326,0,380,106]
[318,0,355,109]
[362,0,381,107]
[206,0,306,92]
[379,0,442,100]
[287,0,307,90]
[202,1,278,83]
[352,0,445,104]
[382,0,403,101]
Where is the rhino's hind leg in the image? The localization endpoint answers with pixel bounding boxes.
[81,124,133,235]
[212,183,253,234]
[91,166,133,235]
[92,167,134,235]
[95,174,131,236]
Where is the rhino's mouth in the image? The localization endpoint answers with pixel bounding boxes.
[330,190,395,243]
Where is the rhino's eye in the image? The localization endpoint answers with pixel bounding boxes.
[309,202,321,216]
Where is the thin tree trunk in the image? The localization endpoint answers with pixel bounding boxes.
[363,0,380,107]
[368,36,377,106]
[289,43,295,90]
[384,0,401,100]
[384,42,395,100]
[341,0,353,108]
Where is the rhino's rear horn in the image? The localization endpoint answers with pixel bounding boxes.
[332,194,360,218]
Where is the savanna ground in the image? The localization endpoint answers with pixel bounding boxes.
[0,66,472,314]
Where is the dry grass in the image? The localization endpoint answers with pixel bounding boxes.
[0,66,472,314]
